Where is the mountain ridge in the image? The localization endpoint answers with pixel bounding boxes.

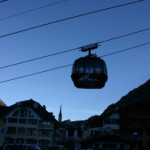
[87,79,150,127]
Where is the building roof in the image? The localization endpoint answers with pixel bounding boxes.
[101,79,150,118]
[84,79,150,128]
[0,106,10,118]
[0,99,58,123]
[0,98,6,106]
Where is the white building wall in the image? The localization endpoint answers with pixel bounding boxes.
[103,124,120,130]
[74,130,78,138]
[103,113,120,131]
[107,113,120,119]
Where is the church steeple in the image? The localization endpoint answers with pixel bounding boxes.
[58,105,62,122]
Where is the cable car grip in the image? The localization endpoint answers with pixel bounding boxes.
[81,43,99,56]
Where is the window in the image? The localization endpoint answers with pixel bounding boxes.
[104,119,119,124]
[68,128,74,136]
[78,129,82,137]
[19,119,26,124]
[12,110,19,117]
[20,109,27,117]
[85,61,94,73]
[39,140,50,146]
[28,111,34,118]
[133,131,138,136]
[26,139,37,145]
[28,129,37,136]
[8,118,17,123]
[28,119,37,125]
[17,128,25,135]
[2,119,6,123]
[12,109,28,118]
[1,128,4,134]
[42,121,50,125]
[95,63,102,73]
[41,130,49,136]
[7,127,16,134]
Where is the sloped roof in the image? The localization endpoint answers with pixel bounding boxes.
[101,79,150,117]
[0,99,58,124]
[85,79,150,127]
[86,115,102,127]
[0,98,6,106]
[0,106,10,117]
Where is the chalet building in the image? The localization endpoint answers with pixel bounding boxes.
[81,101,150,150]
[57,80,150,150]
[56,100,150,150]
[1,80,148,150]
[57,120,84,150]
[89,127,103,137]
[84,79,150,150]
[0,99,58,150]
[119,101,150,149]
[103,112,120,134]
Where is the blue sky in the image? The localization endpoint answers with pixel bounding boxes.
[0,0,150,121]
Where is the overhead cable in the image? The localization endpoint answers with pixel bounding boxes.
[0,0,8,3]
[99,27,150,44]
[0,41,149,84]
[0,47,79,70]
[100,41,150,57]
[0,26,149,70]
[0,0,144,39]
[0,0,67,21]
[0,64,72,84]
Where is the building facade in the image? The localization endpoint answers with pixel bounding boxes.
[0,99,58,150]
[81,101,150,150]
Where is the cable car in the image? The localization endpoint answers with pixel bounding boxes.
[71,44,108,89]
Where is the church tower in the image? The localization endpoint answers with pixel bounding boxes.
[58,105,62,122]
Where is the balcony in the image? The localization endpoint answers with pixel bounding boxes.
[103,124,120,130]
[7,122,18,127]
[38,124,53,129]
[26,124,38,128]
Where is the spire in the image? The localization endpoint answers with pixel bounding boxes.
[58,105,62,122]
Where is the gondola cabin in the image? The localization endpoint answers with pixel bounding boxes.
[71,44,108,89]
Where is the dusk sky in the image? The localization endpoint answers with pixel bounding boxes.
[0,0,150,121]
